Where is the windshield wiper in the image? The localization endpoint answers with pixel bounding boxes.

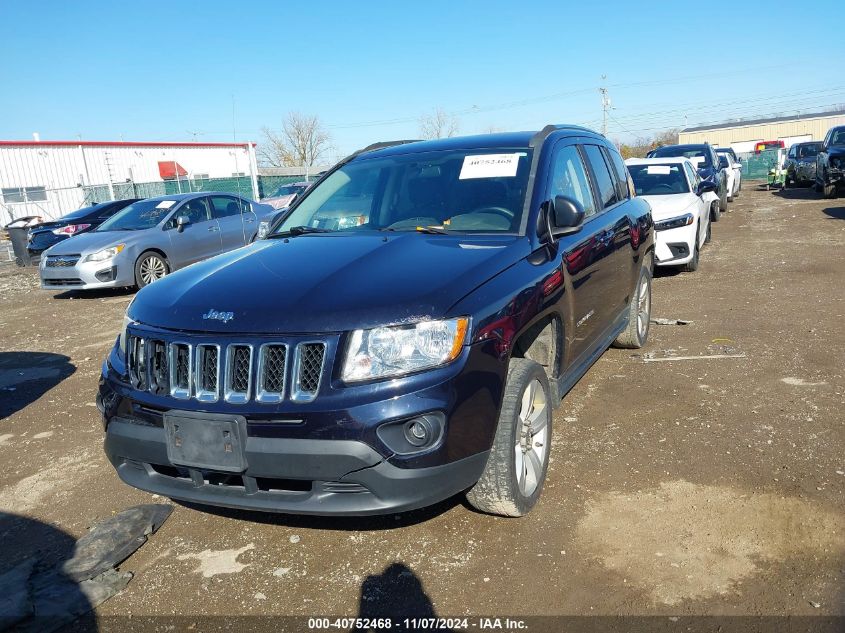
[269,225,334,238]
[380,225,450,234]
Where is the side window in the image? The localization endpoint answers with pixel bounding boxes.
[583,145,618,209]
[238,198,252,214]
[208,196,242,219]
[788,147,796,159]
[602,146,630,200]
[683,162,698,190]
[178,198,210,223]
[548,145,597,217]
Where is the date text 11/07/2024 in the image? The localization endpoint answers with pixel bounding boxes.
[307,617,528,629]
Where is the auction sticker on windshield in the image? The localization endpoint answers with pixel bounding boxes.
[459,153,521,180]
[156,200,176,209]
[646,165,671,175]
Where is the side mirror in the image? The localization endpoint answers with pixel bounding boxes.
[176,214,190,233]
[548,195,585,238]
[697,181,718,195]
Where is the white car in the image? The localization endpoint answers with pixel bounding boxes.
[626,157,719,272]
[716,149,742,200]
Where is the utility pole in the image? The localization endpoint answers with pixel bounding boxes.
[599,75,611,137]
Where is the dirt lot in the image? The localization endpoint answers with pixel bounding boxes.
[1,186,843,627]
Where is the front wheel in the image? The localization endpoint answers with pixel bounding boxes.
[719,184,728,212]
[135,251,170,288]
[613,263,652,349]
[710,201,721,223]
[683,229,700,273]
[466,358,552,517]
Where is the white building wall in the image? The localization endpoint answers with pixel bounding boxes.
[0,142,254,225]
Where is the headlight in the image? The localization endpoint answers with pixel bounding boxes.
[257,221,270,240]
[341,317,469,383]
[119,309,134,357]
[83,244,125,262]
[655,213,694,231]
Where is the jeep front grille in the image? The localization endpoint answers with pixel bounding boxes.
[125,334,327,404]
[149,340,169,395]
[168,343,192,399]
[292,342,325,402]
[195,345,220,402]
[225,345,253,403]
[256,344,287,403]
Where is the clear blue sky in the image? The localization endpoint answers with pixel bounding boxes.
[1,0,842,157]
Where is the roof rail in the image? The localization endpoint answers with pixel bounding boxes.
[529,124,599,147]
[357,139,423,154]
[335,139,424,169]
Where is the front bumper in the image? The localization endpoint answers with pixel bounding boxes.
[104,418,488,515]
[99,333,505,515]
[40,255,134,290]
[654,223,696,266]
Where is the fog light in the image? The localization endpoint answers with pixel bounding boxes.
[377,412,445,455]
[405,419,430,446]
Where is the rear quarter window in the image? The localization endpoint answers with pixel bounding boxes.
[583,145,618,209]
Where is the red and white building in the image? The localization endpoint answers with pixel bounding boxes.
[0,139,259,225]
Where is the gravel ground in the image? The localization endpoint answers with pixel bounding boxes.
[0,186,843,625]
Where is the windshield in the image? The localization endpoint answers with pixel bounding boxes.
[96,199,173,231]
[798,144,821,158]
[628,164,690,196]
[269,185,307,198]
[830,129,845,146]
[274,148,533,234]
[650,146,708,163]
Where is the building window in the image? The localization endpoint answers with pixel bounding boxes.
[2,186,47,203]
[232,172,246,177]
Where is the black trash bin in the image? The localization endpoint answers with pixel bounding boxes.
[6,226,33,267]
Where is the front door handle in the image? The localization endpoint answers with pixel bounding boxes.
[208,226,219,232]
[244,218,254,223]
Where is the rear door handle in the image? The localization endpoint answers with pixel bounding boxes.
[244,218,254,223]
[208,226,219,232]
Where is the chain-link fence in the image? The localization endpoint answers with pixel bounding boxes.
[2,175,313,226]
[738,150,782,180]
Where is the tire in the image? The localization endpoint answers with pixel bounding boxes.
[823,181,837,199]
[135,251,170,288]
[784,174,792,189]
[466,358,552,517]
[704,218,712,244]
[710,201,721,223]
[613,263,652,349]
[683,229,700,273]
[719,183,728,212]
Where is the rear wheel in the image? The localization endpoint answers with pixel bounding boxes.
[135,251,170,288]
[613,263,652,349]
[704,219,712,244]
[466,358,552,517]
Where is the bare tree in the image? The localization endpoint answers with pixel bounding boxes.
[418,108,460,140]
[259,112,332,168]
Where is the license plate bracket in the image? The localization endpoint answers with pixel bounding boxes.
[163,410,248,473]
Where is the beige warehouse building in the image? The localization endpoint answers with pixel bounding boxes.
[679,109,845,153]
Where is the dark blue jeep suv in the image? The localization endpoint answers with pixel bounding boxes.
[99,126,654,517]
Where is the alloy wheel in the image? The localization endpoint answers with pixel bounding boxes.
[139,256,167,285]
[513,378,549,497]
[636,275,651,340]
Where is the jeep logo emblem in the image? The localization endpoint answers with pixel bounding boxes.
[202,309,234,323]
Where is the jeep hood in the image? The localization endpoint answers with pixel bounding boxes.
[129,233,529,334]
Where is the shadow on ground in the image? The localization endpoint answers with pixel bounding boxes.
[0,511,96,632]
[772,186,821,201]
[0,352,75,419]
[822,206,845,220]
[51,287,135,301]
[176,493,466,532]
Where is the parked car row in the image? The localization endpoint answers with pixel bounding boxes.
[816,125,845,199]
[37,192,274,290]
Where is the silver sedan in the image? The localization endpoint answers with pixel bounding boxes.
[39,192,273,290]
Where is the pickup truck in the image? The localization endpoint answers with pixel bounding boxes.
[98,126,654,517]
